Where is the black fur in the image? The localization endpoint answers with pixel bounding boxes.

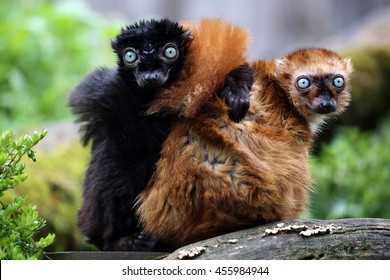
[69,19,253,251]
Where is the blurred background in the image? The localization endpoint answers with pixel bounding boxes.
[1,0,389,251]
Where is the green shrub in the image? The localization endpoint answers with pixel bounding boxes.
[3,131,92,251]
[310,114,390,219]
[0,0,118,129]
[0,129,54,260]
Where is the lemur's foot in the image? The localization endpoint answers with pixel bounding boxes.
[108,231,159,251]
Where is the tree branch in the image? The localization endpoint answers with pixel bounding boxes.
[164,218,390,260]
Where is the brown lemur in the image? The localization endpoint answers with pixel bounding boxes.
[68,19,253,251]
[137,48,353,249]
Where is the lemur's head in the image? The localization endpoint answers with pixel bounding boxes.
[276,48,353,131]
[111,18,194,89]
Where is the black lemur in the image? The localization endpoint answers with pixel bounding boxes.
[68,19,253,251]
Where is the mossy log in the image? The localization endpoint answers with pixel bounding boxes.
[164,218,390,260]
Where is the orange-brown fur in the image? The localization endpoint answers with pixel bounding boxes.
[138,36,352,248]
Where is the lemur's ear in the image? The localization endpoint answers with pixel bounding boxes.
[181,30,194,49]
[275,57,291,78]
[111,38,118,50]
[344,57,354,75]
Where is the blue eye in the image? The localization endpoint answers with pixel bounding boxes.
[333,76,345,88]
[124,49,138,64]
[163,45,178,60]
[297,77,311,90]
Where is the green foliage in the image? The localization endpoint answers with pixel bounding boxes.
[0,0,118,129]
[4,133,92,251]
[310,115,390,219]
[0,130,47,195]
[0,129,55,260]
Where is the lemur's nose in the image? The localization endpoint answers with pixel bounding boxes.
[137,71,166,88]
[319,99,336,113]
[144,72,159,82]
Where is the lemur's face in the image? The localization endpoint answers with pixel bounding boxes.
[111,19,193,88]
[276,48,353,118]
[121,43,180,88]
[294,74,346,114]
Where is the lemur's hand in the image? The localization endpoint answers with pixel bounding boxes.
[219,64,254,123]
